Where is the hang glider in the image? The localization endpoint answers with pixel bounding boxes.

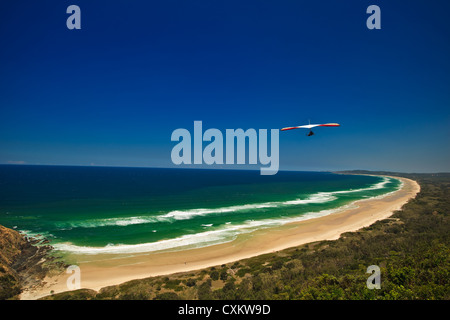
[281,122,340,136]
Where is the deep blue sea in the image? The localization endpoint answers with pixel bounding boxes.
[0,165,401,254]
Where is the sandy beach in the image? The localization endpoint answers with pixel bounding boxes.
[21,176,420,300]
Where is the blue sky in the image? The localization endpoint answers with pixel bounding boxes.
[0,0,449,172]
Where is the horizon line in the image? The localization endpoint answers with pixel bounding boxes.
[0,163,448,175]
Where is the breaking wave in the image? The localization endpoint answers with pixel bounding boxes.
[52,177,400,255]
[55,177,392,230]
[53,204,355,254]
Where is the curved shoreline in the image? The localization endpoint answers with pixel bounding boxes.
[51,176,395,255]
[21,175,420,300]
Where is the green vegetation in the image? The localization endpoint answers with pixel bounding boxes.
[39,173,450,300]
[0,274,21,300]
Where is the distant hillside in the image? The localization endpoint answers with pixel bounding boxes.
[335,170,450,178]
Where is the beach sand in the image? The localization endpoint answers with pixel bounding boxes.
[21,176,420,300]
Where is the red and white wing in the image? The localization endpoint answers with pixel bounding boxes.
[281,123,340,131]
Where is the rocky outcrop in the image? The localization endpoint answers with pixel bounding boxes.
[0,225,62,299]
[0,225,24,299]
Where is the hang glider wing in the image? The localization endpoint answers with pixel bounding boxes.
[281,123,340,131]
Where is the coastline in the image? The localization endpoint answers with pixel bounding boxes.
[20,175,420,300]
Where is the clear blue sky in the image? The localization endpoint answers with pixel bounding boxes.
[0,0,449,172]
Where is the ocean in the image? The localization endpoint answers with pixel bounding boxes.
[0,165,401,255]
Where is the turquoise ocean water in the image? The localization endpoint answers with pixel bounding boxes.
[0,165,401,255]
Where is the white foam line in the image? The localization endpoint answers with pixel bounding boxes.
[55,177,394,230]
[55,180,402,255]
[52,201,361,255]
